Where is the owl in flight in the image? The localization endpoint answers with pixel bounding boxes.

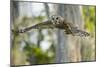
[18,15,90,37]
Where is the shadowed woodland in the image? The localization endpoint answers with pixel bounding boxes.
[11,1,96,66]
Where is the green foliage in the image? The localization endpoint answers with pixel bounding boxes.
[23,42,54,64]
[81,6,96,61]
[82,6,96,34]
[33,16,46,23]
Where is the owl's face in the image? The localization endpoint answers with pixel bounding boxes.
[51,15,64,25]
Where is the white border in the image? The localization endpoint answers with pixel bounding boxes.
[0,0,10,67]
[0,0,97,67]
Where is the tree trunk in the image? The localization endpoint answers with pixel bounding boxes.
[54,4,83,63]
[64,5,83,62]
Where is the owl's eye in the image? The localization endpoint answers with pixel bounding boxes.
[56,17,59,20]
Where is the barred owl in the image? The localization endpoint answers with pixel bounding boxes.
[18,15,90,37]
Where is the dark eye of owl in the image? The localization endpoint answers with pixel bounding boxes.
[56,17,59,20]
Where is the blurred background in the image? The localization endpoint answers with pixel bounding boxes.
[11,1,96,66]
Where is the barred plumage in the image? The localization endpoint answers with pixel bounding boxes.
[18,15,90,37]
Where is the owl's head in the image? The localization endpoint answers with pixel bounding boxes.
[50,15,64,25]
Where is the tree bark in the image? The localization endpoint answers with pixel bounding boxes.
[54,4,83,63]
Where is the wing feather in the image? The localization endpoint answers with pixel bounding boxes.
[63,22,90,36]
[18,20,54,33]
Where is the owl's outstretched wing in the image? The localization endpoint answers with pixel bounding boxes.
[71,27,90,36]
[62,22,90,36]
[18,20,55,33]
[64,25,90,37]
